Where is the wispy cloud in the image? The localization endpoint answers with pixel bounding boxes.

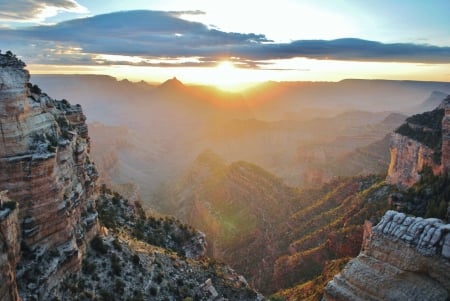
[0,10,449,67]
[0,0,88,22]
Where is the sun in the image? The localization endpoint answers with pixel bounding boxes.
[217,61,235,72]
[208,61,255,91]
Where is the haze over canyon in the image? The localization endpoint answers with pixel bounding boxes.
[1,1,450,300]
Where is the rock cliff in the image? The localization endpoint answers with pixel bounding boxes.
[386,133,438,187]
[0,51,99,299]
[323,210,450,301]
[0,192,21,301]
[387,96,450,188]
[441,102,450,171]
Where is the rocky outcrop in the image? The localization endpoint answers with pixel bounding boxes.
[0,52,99,299]
[387,97,450,188]
[323,210,450,301]
[383,98,450,221]
[45,189,264,300]
[441,99,450,171]
[0,192,21,301]
[386,133,438,188]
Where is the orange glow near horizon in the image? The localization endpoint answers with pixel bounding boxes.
[205,61,258,91]
[28,58,450,92]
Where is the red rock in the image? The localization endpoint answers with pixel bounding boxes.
[0,52,99,300]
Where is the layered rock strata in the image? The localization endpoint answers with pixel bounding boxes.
[0,52,99,299]
[0,191,21,301]
[441,100,450,171]
[323,210,450,301]
[387,96,450,188]
[386,133,438,188]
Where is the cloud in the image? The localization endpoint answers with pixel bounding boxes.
[0,10,271,66]
[236,38,450,64]
[168,10,206,16]
[0,10,449,67]
[0,0,87,22]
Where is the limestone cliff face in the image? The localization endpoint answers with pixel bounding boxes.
[386,97,450,188]
[323,210,450,301]
[0,192,21,301]
[386,133,438,188]
[0,52,99,299]
[441,104,450,171]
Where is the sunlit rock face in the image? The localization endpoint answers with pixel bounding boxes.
[441,99,450,172]
[386,133,437,188]
[0,52,99,299]
[386,96,450,188]
[323,210,450,301]
[0,55,28,119]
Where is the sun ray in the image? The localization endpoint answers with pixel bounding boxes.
[206,60,255,91]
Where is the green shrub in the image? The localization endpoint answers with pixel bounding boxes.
[401,167,450,221]
[112,238,122,251]
[100,289,115,301]
[149,286,158,296]
[27,83,42,94]
[1,201,16,210]
[111,253,122,275]
[395,108,444,164]
[91,235,108,254]
[82,259,96,274]
[114,279,125,294]
[132,254,140,266]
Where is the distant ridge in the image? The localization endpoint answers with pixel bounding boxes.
[158,76,186,91]
[411,90,449,113]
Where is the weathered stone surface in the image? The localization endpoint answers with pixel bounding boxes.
[0,52,99,300]
[0,57,29,118]
[387,96,450,188]
[441,97,450,171]
[323,211,450,301]
[0,192,21,301]
[442,233,450,259]
[386,133,438,188]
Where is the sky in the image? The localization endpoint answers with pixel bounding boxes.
[0,0,449,90]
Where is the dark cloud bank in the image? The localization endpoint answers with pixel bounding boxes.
[1,10,449,66]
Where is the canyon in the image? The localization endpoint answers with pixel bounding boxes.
[0,52,263,300]
[33,74,450,201]
[320,97,450,301]
[1,51,450,300]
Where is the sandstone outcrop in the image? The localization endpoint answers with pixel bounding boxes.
[0,191,21,301]
[387,96,450,188]
[0,52,99,299]
[323,210,450,301]
[386,133,437,188]
[441,99,450,171]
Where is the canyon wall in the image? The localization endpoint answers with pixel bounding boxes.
[387,96,450,188]
[385,133,438,188]
[0,52,99,299]
[441,104,450,171]
[323,210,450,301]
[0,192,21,301]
